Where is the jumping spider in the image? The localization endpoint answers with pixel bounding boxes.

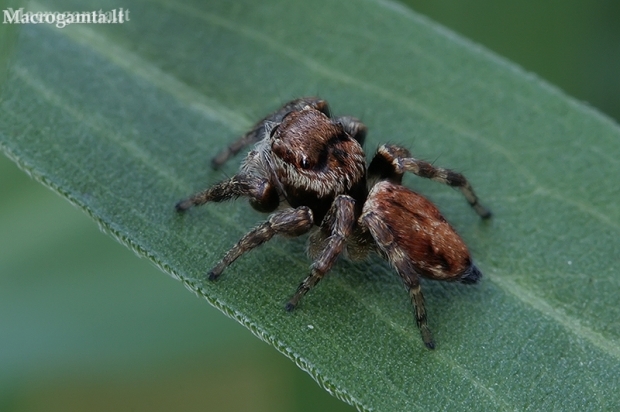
[176,97,491,349]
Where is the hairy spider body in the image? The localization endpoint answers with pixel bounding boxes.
[176,97,490,349]
[262,107,367,222]
[363,181,480,282]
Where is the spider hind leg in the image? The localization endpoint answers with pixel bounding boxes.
[368,144,491,218]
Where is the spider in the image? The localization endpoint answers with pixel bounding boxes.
[176,97,491,349]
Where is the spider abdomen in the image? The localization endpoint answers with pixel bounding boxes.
[364,180,474,281]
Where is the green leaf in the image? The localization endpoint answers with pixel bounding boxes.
[0,154,349,411]
[1,0,619,410]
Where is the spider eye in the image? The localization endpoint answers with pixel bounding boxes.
[269,123,280,137]
[300,156,310,169]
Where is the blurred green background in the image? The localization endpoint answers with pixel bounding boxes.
[1,1,618,411]
[403,0,620,122]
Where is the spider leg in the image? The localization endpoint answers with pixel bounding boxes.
[209,206,314,280]
[368,144,491,218]
[211,97,330,169]
[286,195,356,311]
[175,174,279,213]
[333,116,367,146]
[361,211,435,349]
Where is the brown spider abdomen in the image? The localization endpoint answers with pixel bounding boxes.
[364,181,476,282]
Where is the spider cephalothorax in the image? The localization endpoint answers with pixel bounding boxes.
[262,106,367,221]
[176,97,490,349]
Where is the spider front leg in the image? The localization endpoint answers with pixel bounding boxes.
[286,195,357,311]
[368,144,492,218]
[209,206,314,280]
[211,97,331,169]
[175,173,279,213]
